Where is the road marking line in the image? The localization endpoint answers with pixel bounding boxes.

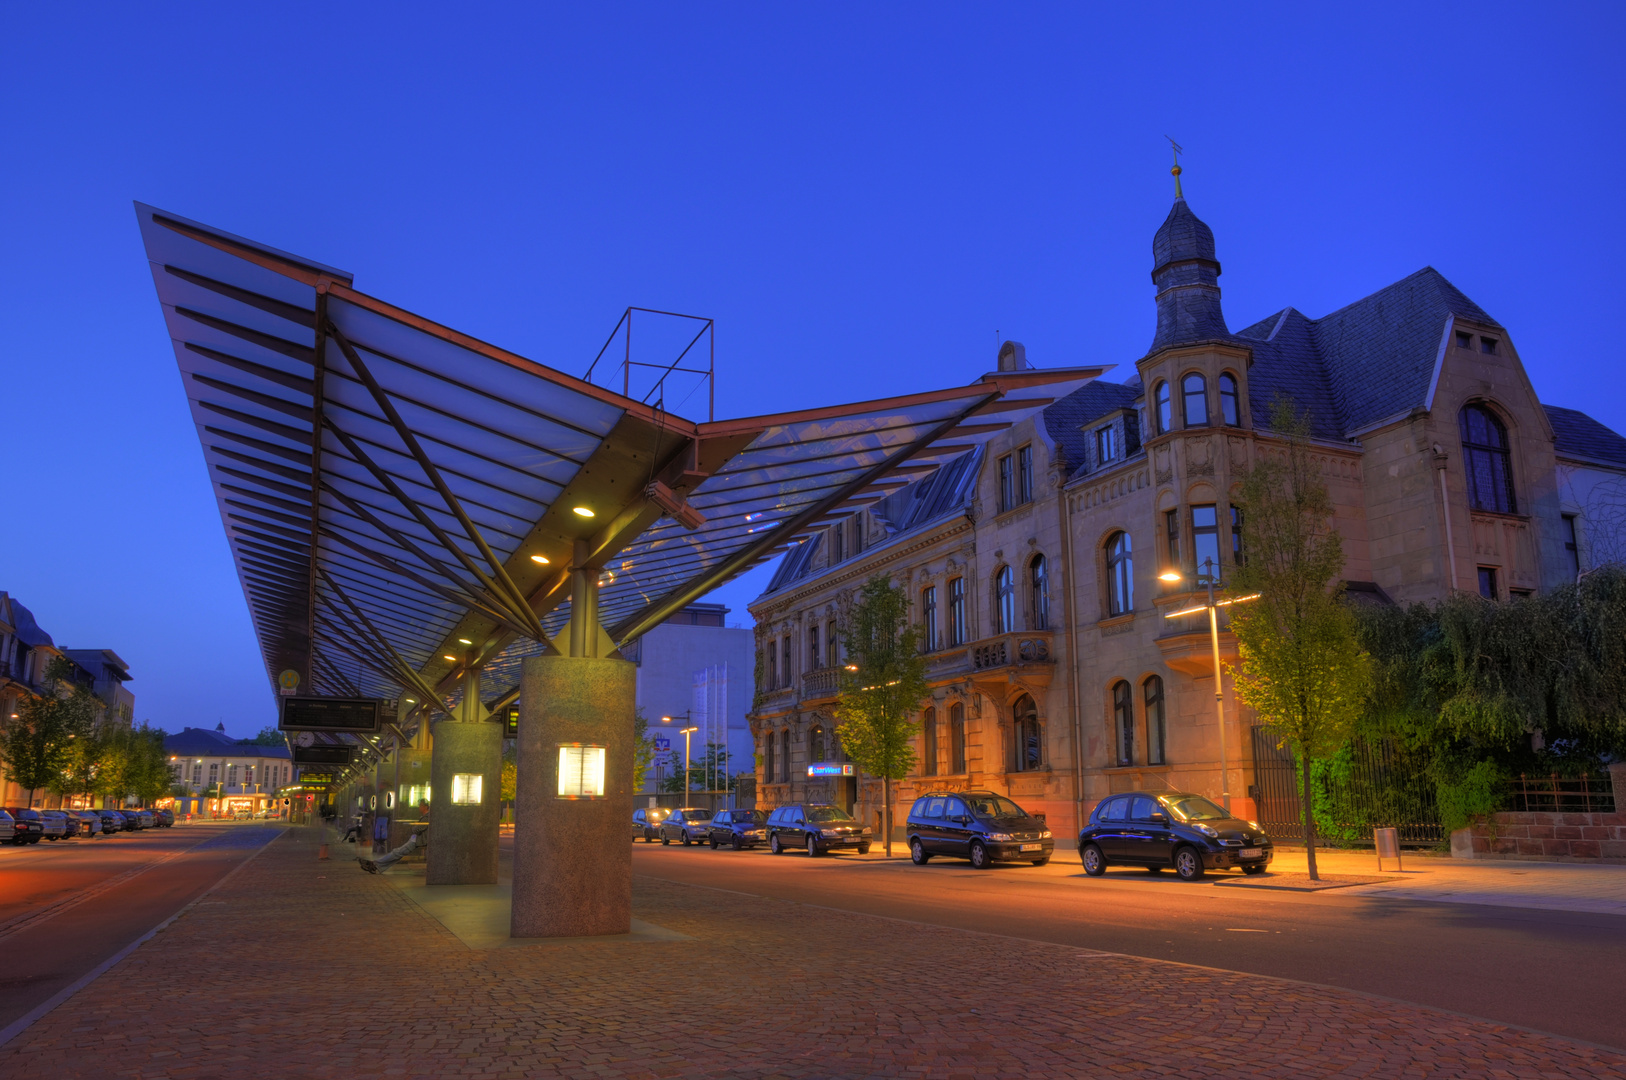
[0,827,285,1051]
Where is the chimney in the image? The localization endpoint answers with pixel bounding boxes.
[997,341,1028,372]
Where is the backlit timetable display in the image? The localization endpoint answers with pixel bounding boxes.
[557,744,606,798]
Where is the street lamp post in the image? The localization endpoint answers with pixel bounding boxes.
[662,713,701,801]
[1160,557,1258,813]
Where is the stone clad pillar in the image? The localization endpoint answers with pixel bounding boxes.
[426,670,503,885]
[511,654,634,937]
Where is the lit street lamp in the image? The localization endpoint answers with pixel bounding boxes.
[1160,557,1258,813]
[662,714,700,798]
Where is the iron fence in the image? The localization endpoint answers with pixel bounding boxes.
[1250,725,1444,846]
[1507,773,1616,814]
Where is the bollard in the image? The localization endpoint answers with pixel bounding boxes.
[1374,827,1402,872]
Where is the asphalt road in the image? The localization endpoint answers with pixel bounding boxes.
[630,840,1626,1050]
[0,822,284,1037]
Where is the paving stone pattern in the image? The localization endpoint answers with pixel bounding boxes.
[2,829,1623,1079]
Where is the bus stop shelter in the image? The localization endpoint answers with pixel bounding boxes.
[136,202,1102,935]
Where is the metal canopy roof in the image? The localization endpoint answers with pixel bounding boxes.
[137,202,1103,718]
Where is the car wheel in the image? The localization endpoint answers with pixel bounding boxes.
[910,838,930,865]
[732,835,743,851]
[708,837,717,849]
[1081,843,1106,876]
[806,835,821,857]
[969,840,991,870]
[1242,863,1266,876]
[661,832,670,846]
[1031,857,1049,866]
[857,844,870,855]
[680,831,691,846]
[1174,846,1205,881]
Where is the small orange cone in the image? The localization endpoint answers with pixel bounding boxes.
[318,843,330,860]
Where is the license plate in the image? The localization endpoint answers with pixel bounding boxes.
[1241,848,1262,859]
[1019,842,1042,852]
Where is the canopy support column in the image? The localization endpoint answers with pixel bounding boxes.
[426,665,503,885]
[512,567,634,938]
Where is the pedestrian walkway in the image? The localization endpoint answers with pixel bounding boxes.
[1262,847,1626,916]
[2,827,1622,1079]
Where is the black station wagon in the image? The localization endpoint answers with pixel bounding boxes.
[1077,791,1273,880]
[905,790,1054,869]
[766,803,871,856]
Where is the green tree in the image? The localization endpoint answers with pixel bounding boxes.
[1228,401,1372,880]
[834,574,930,857]
[244,726,285,746]
[0,657,100,805]
[658,742,733,793]
[632,708,657,790]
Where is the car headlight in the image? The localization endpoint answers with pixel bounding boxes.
[1196,824,1219,838]
[1040,830,1053,839]
[819,828,840,838]
[1247,821,1261,831]
[861,827,873,836]
[988,832,1014,842]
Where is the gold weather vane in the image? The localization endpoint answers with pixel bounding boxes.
[1166,136,1184,198]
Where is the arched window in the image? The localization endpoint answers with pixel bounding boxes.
[1143,675,1166,766]
[1113,680,1133,766]
[779,729,791,783]
[949,702,966,774]
[1154,381,1172,434]
[1106,531,1133,616]
[1460,403,1516,514]
[810,725,826,763]
[1012,694,1041,772]
[922,706,938,776]
[1219,373,1240,426]
[1182,373,1208,428]
[995,565,1016,633]
[1029,555,1049,631]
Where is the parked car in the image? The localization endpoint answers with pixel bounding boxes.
[121,809,154,830]
[1078,791,1274,881]
[0,809,25,845]
[706,808,767,850]
[766,803,872,856]
[659,807,715,846]
[631,807,670,843]
[73,811,104,836]
[39,810,78,839]
[4,808,45,844]
[95,809,125,834]
[151,808,175,827]
[905,790,1054,869]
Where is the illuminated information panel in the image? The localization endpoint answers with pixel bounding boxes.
[807,763,855,777]
[557,744,606,799]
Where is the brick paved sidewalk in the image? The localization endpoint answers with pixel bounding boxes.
[2,828,1622,1080]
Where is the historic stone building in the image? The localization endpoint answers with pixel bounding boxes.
[747,189,1626,844]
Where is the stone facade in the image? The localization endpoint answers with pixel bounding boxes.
[746,193,1626,845]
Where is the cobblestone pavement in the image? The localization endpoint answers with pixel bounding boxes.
[2,828,1622,1080]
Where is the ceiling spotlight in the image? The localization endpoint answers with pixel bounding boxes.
[457,638,473,645]
[443,655,457,662]
[572,506,594,518]
[530,554,550,564]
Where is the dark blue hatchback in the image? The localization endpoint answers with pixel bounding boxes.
[1077,791,1273,881]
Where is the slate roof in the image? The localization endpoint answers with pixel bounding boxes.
[164,726,291,759]
[1043,380,1141,475]
[1545,405,1626,467]
[10,601,54,649]
[762,447,983,596]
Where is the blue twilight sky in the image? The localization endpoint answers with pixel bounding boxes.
[2,5,1622,738]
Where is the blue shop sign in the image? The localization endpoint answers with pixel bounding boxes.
[807,763,855,777]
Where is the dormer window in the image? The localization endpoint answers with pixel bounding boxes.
[1182,373,1208,428]
[1154,381,1171,434]
[1480,337,1499,355]
[1456,331,1473,350]
[1095,424,1117,464]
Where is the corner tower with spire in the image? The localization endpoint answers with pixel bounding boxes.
[1149,165,1230,353]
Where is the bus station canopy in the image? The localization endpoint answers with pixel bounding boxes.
[137,203,1104,720]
